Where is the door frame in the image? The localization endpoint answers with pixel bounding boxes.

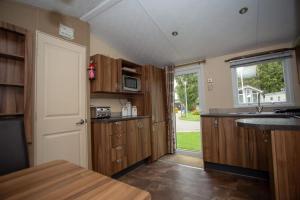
[175,63,206,113]
[33,31,88,167]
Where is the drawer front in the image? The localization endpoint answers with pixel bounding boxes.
[111,145,127,174]
[111,133,126,147]
[112,121,126,135]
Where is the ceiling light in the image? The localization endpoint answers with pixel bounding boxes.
[239,7,248,15]
[172,31,178,36]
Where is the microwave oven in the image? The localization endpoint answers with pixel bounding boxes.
[123,75,141,92]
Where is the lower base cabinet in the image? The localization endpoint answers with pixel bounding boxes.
[151,121,167,161]
[92,118,151,176]
[202,117,269,171]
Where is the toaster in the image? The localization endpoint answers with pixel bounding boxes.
[90,106,111,119]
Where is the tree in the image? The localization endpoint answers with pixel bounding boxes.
[175,74,199,111]
[238,61,285,93]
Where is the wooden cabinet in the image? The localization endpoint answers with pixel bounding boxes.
[202,116,269,171]
[269,130,300,200]
[126,118,151,166]
[137,118,151,161]
[92,118,151,176]
[151,122,167,161]
[0,22,33,143]
[91,122,113,176]
[90,54,119,93]
[144,65,168,161]
[126,120,139,166]
[201,117,219,163]
[111,121,127,174]
[144,65,166,123]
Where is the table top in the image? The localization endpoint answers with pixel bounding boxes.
[236,118,300,131]
[0,160,151,200]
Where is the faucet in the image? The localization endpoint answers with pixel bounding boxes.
[256,93,265,113]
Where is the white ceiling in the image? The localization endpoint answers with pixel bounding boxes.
[14,0,299,66]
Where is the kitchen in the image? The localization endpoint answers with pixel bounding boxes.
[0,0,300,200]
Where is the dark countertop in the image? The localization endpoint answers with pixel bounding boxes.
[201,112,294,118]
[91,115,150,123]
[236,118,300,131]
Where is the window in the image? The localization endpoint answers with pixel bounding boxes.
[231,51,294,107]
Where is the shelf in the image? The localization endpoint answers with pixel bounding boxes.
[0,113,24,117]
[0,82,24,87]
[0,52,25,61]
[91,91,144,97]
[122,69,142,76]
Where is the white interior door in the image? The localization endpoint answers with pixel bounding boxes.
[35,31,87,168]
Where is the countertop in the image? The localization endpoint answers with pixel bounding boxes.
[236,117,300,131]
[201,112,295,118]
[91,115,150,123]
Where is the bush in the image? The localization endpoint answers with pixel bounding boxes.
[191,110,200,115]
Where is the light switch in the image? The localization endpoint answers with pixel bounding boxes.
[207,78,213,83]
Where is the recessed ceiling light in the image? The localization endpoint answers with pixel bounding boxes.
[239,7,248,15]
[172,31,178,36]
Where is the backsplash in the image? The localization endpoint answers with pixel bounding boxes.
[209,106,300,113]
[90,98,128,112]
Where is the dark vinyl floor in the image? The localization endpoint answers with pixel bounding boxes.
[119,159,270,200]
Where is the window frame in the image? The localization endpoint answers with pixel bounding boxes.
[231,57,295,108]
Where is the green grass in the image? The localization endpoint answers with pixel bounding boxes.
[176,132,202,151]
[178,113,200,121]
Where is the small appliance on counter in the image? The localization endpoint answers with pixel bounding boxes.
[121,106,128,117]
[90,106,111,119]
[132,106,137,117]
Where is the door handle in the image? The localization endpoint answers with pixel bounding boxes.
[76,119,85,125]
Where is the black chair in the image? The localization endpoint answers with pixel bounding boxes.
[0,118,29,175]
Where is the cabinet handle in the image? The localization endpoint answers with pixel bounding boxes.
[116,159,122,163]
[213,119,218,128]
[114,122,121,125]
[116,146,123,150]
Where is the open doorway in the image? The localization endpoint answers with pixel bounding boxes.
[174,72,201,153]
[161,64,205,168]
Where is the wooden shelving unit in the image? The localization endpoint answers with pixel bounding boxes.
[0,82,24,87]
[0,52,25,60]
[0,21,33,143]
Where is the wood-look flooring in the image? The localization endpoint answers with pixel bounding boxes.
[160,152,203,169]
[118,158,270,200]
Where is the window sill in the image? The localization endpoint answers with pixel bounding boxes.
[234,102,295,108]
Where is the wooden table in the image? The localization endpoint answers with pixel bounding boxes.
[0,160,151,200]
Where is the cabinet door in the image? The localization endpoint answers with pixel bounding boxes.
[90,54,118,93]
[150,67,166,123]
[151,123,159,161]
[247,128,269,171]
[218,117,251,168]
[157,122,167,158]
[126,120,138,166]
[139,118,151,159]
[91,122,112,176]
[201,117,219,163]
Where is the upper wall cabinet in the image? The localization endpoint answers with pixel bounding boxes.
[90,55,144,94]
[90,54,119,93]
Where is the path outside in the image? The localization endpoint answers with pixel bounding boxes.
[176,113,201,132]
[176,113,201,151]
